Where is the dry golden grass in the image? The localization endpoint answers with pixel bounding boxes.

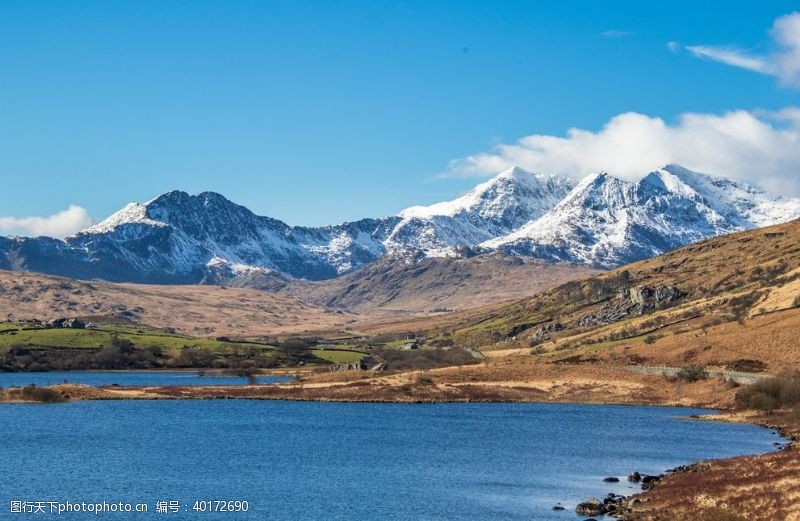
[622,411,800,521]
[276,254,598,312]
[0,270,363,337]
[585,308,800,372]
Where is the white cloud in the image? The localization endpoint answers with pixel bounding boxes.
[686,45,773,74]
[0,205,94,238]
[442,108,800,196]
[685,12,800,87]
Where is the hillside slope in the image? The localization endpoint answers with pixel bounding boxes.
[366,219,800,371]
[0,270,360,338]
[250,253,599,312]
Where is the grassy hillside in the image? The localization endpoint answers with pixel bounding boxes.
[0,320,375,371]
[0,323,269,352]
[363,220,800,372]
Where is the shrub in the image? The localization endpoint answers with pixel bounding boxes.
[173,347,215,368]
[728,292,760,322]
[415,374,434,386]
[643,334,659,345]
[110,333,135,353]
[676,365,709,382]
[726,359,767,373]
[428,337,454,348]
[745,391,780,413]
[20,385,67,403]
[736,371,800,412]
[725,379,740,390]
[373,347,479,372]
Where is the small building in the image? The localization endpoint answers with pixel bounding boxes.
[62,318,86,329]
[46,318,67,328]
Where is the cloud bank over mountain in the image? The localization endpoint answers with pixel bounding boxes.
[443,108,800,196]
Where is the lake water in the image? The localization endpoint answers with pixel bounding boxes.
[0,401,782,520]
[0,371,292,387]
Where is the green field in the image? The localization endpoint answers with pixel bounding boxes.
[0,324,274,355]
[311,349,366,363]
[0,323,377,370]
[381,339,411,349]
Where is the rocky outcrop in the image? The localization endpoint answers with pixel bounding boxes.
[575,284,686,327]
[575,498,606,517]
[529,322,565,342]
[625,470,664,489]
[575,493,627,517]
[328,356,373,372]
[576,301,633,327]
[626,285,685,311]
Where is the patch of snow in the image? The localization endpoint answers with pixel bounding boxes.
[82,203,167,234]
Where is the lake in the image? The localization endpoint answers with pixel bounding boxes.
[0,370,292,387]
[0,401,782,520]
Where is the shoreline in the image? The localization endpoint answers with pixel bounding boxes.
[1,373,797,519]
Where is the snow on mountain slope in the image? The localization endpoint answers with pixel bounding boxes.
[83,202,167,233]
[653,164,800,228]
[399,167,572,220]
[485,165,800,268]
[387,167,575,255]
[1,164,797,283]
[65,190,394,281]
[52,168,574,281]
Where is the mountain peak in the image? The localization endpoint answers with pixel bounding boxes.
[578,171,617,186]
[496,165,536,180]
[145,189,192,206]
[398,167,573,220]
[81,201,166,235]
[641,168,701,199]
[146,190,238,210]
[485,164,800,268]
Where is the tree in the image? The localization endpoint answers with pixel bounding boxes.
[277,338,310,363]
[110,333,135,354]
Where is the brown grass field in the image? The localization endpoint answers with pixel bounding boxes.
[0,270,363,337]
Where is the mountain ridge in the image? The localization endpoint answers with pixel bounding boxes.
[485,164,800,267]
[1,164,798,283]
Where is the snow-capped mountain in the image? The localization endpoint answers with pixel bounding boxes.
[91,191,401,281]
[485,164,800,268]
[387,167,575,255]
[1,164,798,283]
[1,191,396,282]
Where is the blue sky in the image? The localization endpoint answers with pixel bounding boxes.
[1,0,799,235]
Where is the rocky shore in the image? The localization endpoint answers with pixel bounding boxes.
[567,415,799,520]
